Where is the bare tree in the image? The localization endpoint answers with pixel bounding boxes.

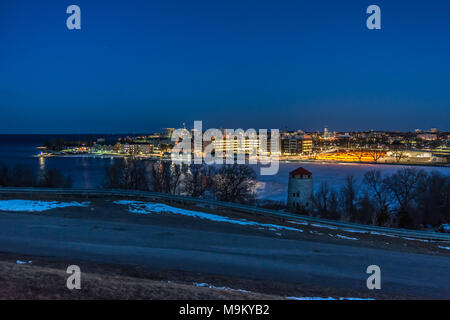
[212,164,257,204]
[313,182,330,216]
[383,168,426,228]
[313,182,339,219]
[357,192,376,225]
[151,161,187,195]
[340,175,357,221]
[391,142,407,163]
[150,161,167,193]
[415,171,450,227]
[367,148,385,162]
[363,170,390,225]
[384,168,425,212]
[184,163,215,197]
[126,158,150,190]
[104,158,150,190]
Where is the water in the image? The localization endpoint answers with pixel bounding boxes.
[1,135,449,202]
[0,134,114,189]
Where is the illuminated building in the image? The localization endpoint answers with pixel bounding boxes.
[211,131,280,156]
[281,134,313,155]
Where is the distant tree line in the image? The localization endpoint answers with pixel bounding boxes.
[43,135,95,151]
[0,164,73,188]
[311,168,450,229]
[103,159,257,204]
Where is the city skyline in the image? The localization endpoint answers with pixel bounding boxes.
[1,0,449,134]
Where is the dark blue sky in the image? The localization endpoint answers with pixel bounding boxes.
[1,0,449,133]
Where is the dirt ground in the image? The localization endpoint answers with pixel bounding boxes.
[0,252,412,300]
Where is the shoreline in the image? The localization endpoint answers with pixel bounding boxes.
[34,152,450,169]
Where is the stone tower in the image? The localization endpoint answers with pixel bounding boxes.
[287,167,313,211]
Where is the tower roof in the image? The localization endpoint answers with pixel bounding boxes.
[289,167,312,176]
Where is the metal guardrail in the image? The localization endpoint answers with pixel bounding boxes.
[1,187,450,241]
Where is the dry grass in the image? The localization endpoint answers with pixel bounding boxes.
[0,252,411,300]
[0,260,281,300]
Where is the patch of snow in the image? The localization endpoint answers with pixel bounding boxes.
[341,229,369,234]
[334,234,358,240]
[438,246,450,250]
[403,237,429,243]
[287,220,308,226]
[287,296,336,300]
[309,225,368,235]
[370,232,434,242]
[0,200,90,212]
[369,231,397,238]
[16,260,32,265]
[114,200,303,233]
[286,296,374,300]
[193,282,250,293]
[310,223,338,230]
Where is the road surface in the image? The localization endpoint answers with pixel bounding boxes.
[0,209,449,299]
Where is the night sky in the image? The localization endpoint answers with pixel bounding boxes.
[1,0,449,133]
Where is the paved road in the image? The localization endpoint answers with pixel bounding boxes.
[0,211,449,298]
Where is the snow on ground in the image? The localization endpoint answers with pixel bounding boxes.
[368,231,397,238]
[341,229,369,234]
[438,246,450,250]
[113,200,445,244]
[310,223,338,230]
[175,281,376,299]
[16,260,32,265]
[333,234,359,241]
[193,282,250,293]
[312,225,440,243]
[114,200,303,233]
[0,200,90,212]
[286,296,374,300]
[403,237,429,242]
[287,220,308,226]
